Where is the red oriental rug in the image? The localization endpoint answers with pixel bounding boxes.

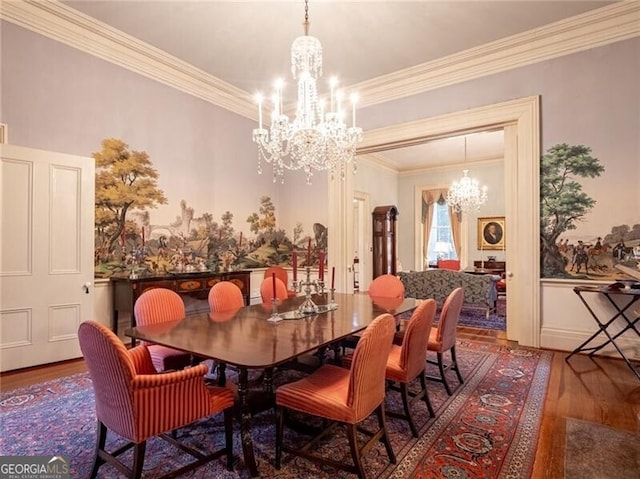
[0,339,550,478]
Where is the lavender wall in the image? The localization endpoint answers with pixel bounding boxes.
[359,38,639,263]
[2,20,638,273]
[1,21,329,244]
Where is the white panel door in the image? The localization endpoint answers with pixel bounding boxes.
[1,144,94,371]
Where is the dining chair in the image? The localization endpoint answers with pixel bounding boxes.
[264,265,296,297]
[260,275,289,304]
[207,280,245,383]
[78,320,234,479]
[208,280,245,311]
[368,273,405,298]
[133,288,192,372]
[342,273,405,354]
[427,287,465,395]
[343,299,437,437]
[275,313,397,479]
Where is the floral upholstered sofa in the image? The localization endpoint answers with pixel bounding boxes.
[398,269,499,317]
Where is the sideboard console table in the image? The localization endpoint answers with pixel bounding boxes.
[111,270,251,343]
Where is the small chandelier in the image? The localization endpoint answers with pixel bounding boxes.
[446,137,488,213]
[252,0,363,185]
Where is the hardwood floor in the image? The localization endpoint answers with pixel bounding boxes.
[1,327,638,478]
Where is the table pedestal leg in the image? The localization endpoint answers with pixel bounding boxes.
[237,367,259,477]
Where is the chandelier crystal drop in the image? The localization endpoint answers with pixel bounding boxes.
[252,0,363,185]
[447,169,488,213]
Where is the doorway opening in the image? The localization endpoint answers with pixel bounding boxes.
[355,96,540,347]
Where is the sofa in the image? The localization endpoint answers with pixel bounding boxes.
[398,269,499,317]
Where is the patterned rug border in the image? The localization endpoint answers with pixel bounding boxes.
[384,343,552,479]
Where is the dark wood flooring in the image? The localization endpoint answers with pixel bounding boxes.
[1,325,638,478]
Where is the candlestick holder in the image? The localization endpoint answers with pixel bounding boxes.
[328,287,337,309]
[294,266,325,315]
[267,298,283,323]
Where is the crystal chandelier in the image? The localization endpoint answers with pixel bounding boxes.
[446,138,488,213]
[252,0,363,185]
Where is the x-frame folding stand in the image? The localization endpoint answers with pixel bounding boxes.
[567,285,640,380]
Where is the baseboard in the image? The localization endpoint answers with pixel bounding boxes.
[540,327,640,361]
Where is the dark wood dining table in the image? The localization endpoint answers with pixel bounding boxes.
[125,292,419,477]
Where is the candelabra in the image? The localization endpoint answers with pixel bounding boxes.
[293,265,325,315]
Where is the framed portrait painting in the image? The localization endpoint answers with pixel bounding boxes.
[478,216,505,250]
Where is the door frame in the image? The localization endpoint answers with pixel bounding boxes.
[357,96,540,347]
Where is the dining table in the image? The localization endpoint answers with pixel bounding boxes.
[125,291,420,477]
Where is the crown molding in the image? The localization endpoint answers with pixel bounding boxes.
[0,0,256,118]
[355,1,640,107]
[1,1,638,118]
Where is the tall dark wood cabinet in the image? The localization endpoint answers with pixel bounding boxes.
[372,205,398,278]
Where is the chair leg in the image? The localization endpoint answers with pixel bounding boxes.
[419,372,435,417]
[437,352,453,395]
[89,421,107,479]
[346,423,365,479]
[399,382,418,437]
[376,405,396,464]
[224,408,234,471]
[451,346,464,385]
[131,442,146,479]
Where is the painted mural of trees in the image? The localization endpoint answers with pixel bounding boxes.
[540,143,605,277]
[246,196,277,234]
[94,138,167,258]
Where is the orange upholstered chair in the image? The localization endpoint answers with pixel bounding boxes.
[264,265,296,297]
[344,299,437,437]
[437,259,461,271]
[427,287,465,395]
[208,280,245,312]
[368,274,405,298]
[275,313,397,477]
[78,321,234,478]
[133,288,192,372]
[343,274,406,353]
[260,275,289,304]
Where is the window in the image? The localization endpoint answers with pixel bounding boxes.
[426,199,457,265]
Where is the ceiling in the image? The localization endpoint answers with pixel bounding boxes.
[59,0,615,170]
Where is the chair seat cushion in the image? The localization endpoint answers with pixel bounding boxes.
[383,345,409,382]
[276,364,357,423]
[427,328,442,351]
[148,344,192,372]
[344,346,412,383]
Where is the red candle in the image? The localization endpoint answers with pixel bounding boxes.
[318,250,325,281]
[239,231,243,248]
[272,272,277,300]
[331,266,335,290]
[307,238,312,264]
[292,250,298,282]
[141,227,145,246]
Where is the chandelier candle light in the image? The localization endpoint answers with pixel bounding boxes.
[252,0,363,185]
[446,137,488,213]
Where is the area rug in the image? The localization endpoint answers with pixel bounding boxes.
[398,298,507,331]
[564,418,639,479]
[0,339,550,478]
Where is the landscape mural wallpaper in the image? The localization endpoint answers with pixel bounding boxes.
[93,138,327,278]
[540,143,640,281]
